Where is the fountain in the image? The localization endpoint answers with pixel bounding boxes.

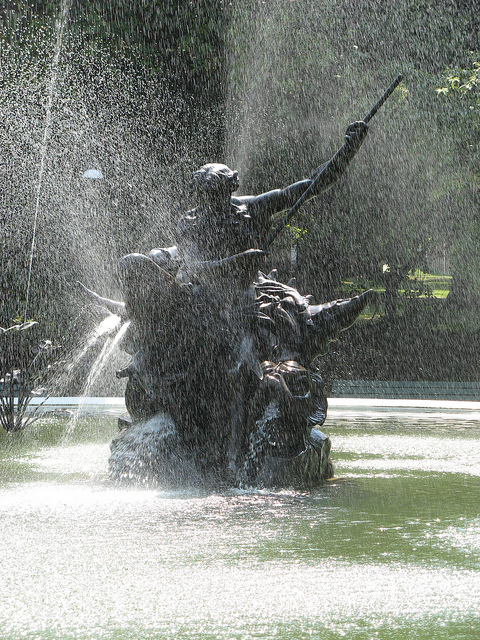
[4,5,480,640]
[79,79,402,488]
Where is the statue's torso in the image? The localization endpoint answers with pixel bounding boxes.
[177,201,261,261]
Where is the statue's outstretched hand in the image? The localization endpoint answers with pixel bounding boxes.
[344,121,368,148]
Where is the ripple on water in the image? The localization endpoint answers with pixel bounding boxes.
[0,412,479,638]
[435,518,480,554]
[332,433,480,477]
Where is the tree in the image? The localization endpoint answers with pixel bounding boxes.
[435,63,480,306]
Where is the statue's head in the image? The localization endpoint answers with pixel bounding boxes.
[191,163,239,196]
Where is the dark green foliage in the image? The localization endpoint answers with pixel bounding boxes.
[331,0,480,74]
[69,0,230,104]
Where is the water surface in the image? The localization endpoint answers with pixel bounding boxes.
[0,406,479,639]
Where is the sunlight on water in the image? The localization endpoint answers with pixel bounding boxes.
[70,314,122,367]
[56,314,126,400]
[63,320,130,440]
[333,433,480,476]
[31,443,111,477]
[79,320,129,397]
[0,483,479,640]
[0,410,479,639]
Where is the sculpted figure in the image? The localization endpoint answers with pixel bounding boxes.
[175,121,368,264]
[81,121,374,487]
[80,75,404,487]
[115,120,368,337]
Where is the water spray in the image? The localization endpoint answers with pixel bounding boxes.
[24,0,71,321]
[261,74,404,252]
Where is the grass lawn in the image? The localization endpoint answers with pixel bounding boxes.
[337,271,453,323]
[339,271,451,300]
[409,270,451,299]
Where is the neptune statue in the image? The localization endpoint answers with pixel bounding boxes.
[80,119,374,488]
[81,71,404,487]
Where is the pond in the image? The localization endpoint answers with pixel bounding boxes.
[1,401,479,640]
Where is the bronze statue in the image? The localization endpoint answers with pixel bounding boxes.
[114,120,368,337]
[80,77,402,488]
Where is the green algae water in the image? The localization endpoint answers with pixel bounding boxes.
[1,404,479,640]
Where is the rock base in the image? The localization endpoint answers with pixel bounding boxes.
[108,414,334,489]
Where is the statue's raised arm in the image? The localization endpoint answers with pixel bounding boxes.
[242,120,368,240]
[235,74,404,250]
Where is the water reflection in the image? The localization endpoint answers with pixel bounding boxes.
[0,410,479,639]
